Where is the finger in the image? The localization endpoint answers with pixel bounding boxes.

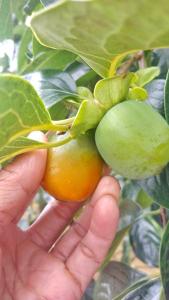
[52,176,120,261]
[65,195,119,295]
[28,176,119,251]
[27,200,81,249]
[0,131,47,227]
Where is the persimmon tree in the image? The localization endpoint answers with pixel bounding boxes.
[1,0,169,298]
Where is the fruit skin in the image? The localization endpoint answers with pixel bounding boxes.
[95,100,169,179]
[42,133,103,202]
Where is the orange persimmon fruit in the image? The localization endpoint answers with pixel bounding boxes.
[42,132,104,202]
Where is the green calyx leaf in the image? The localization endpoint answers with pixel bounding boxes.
[71,73,134,136]
[128,86,148,101]
[70,99,104,136]
[135,67,160,87]
[94,73,135,109]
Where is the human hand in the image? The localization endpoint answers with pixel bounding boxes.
[0,132,120,300]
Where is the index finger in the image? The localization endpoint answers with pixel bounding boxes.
[0,131,47,228]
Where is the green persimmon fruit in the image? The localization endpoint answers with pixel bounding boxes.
[95,100,169,179]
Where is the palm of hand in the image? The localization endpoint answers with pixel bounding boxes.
[1,224,82,300]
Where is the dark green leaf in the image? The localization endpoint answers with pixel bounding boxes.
[121,181,141,202]
[164,70,169,123]
[25,70,77,108]
[152,49,169,79]
[160,221,169,298]
[24,0,40,15]
[0,0,13,41]
[82,280,95,300]
[49,101,68,120]
[119,199,142,231]
[40,0,57,6]
[123,278,161,300]
[146,79,165,116]
[137,164,169,209]
[94,261,146,300]
[130,218,161,267]
[22,50,76,74]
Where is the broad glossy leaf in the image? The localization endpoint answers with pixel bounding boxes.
[25,71,77,108]
[130,218,162,267]
[0,74,59,163]
[82,280,95,300]
[0,0,13,41]
[146,79,165,116]
[137,164,169,209]
[152,49,169,79]
[119,199,142,231]
[22,50,76,74]
[164,70,169,123]
[94,261,146,300]
[100,199,142,270]
[123,278,161,300]
[31,0,169,77]
[160,221,169,298]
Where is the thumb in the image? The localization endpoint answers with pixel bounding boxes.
[0,131,47,227]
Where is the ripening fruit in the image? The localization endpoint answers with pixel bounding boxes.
[42,133,103,202]
[95,100,169,179]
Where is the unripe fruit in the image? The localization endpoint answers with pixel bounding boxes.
[42,133,103,202]
[95,100,169,179]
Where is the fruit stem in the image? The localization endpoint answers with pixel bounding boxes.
[53,117,75,127]
[48,133,73,148]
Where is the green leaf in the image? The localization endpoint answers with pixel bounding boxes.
[0,74,59,163]
[160,221,169,298]
[21,50,76,74]
[0,0,13,41]
[94,73,134,109]
[30,0,169,77]
[135,67,160,87]
[123,278,161,300]
[164,70,169,123]
[0,126,73,164]
[137,164,169,209]
[17,28,33,72]
[94,261,146,300]
[25,70,77,108]
[136,189,153,208]
[152,49,169,79]
[130,218,162,267]
[24,0,41,15]
[40,0,56,6]
[100,199,142,271]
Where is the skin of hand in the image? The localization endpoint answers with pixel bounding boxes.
[0,132,120,300]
